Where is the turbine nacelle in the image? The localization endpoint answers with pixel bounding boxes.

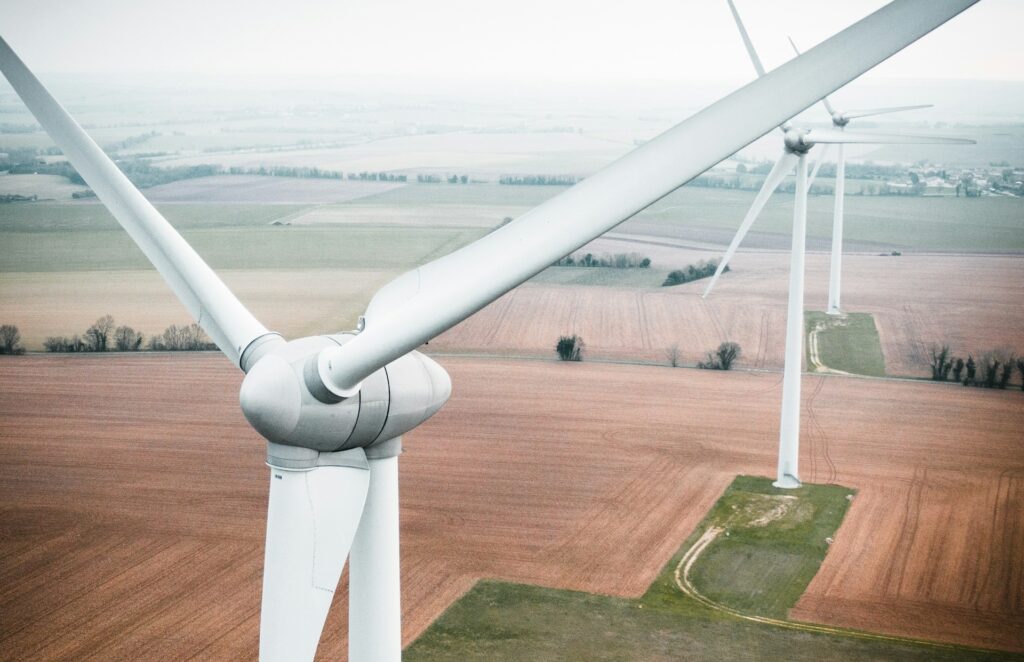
[239,334,450,454]
[783,128,814,154]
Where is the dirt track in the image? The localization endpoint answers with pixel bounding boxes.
[0,354,1021,658]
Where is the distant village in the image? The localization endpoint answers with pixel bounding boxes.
[888,163,1024,197]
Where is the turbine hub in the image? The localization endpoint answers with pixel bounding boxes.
[783,128,813,155]
[239,334,451,454]
[832,112,850,127]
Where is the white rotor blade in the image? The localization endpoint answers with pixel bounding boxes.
[806,143,832,190]
[260,462,370,662]
[0,37,271,368]
[788,36,837,117]
[726,0,766,77]
[801,128,975,145]
[318,0,978,396]
[843,104,933,119]
[703,152,799,298]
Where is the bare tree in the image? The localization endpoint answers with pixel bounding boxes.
[150,323,216,351]
[929,344,952,381]
[665,344,680,368]
[716,341,742,370]
[951,357,965,383]
[114,325,143,351]
[998,357,1014,389]
[85,315,115,352]
[555,335,584,361]
[697,341,742,370]
[0,324,25,355]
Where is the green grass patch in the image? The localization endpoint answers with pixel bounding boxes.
[0,224,486,272]
[806,311,887,377]
[625,186,1024,253]
[0,201,307,232]
[406,476,1013,661]
[687,476,853,619]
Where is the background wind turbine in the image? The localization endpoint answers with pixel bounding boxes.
[714,0,974,489]
[787,36,938,316]
[0,0,980,658]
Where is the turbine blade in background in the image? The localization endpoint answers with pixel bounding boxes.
[0,37,273,368]
[260,461,371,662]
[802,128,975,145]
[703,152,799,298]
[807,143,832,190]
[788,36,837,117]
[842,104,933,119]
[318,0,979,396]
[726,0,766,77]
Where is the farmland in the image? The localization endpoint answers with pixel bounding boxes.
[0,354,1021,658]
[1,74,1023,662]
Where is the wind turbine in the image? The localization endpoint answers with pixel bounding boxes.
[711,0,974,489]
[0,0,979,658]
[786,36,934,316]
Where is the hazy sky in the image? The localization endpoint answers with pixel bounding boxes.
[0,1,1019,84]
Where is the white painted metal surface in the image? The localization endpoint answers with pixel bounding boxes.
[260,464,370,661]
[349,457,402,662]
[703,152,799,297]
[828,142,847,315]
[775,155,809,490]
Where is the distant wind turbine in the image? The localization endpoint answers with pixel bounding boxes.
[713,0,974,489]
[787,36,935,315]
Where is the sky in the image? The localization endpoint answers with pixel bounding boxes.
[0,0,1020,85]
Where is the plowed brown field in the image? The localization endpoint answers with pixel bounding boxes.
[0,354,1021,659]
[433,253,1024,377]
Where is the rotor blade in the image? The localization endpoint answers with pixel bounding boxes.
[0,37,272,368]
[726,0,766,77]
[806,143,832,190]
[843,104,933,119]
[260,461,371,662]
[318,0,979,396]
[801,128,975,145]
[788,36,836,117]
[703,152,799,298]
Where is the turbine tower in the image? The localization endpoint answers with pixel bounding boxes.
[714,1,973,488]
[0,0,980,658]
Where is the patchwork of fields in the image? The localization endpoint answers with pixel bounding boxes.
[0,355,1020,658]
[1,121,1022,659]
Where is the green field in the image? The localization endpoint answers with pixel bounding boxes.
[806,312,887,377]
[625,185,1024,253]
[406,476,1011,661]
[687,476,853,619]
[0,227,482,272]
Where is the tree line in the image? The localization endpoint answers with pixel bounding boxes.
[35,316,216,353]
[930,345,1023,390]
[499,174,578,186]
[662,260,727,287]
[553,252,651,268]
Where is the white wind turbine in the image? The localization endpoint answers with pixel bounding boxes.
[786,36,933,316]
[0,1,979,658]
[709,0,974,489]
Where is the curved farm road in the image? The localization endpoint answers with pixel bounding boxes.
[807,320,851,376]
[673,527,991,654]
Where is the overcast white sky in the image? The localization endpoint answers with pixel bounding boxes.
[0,1,1019,84]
